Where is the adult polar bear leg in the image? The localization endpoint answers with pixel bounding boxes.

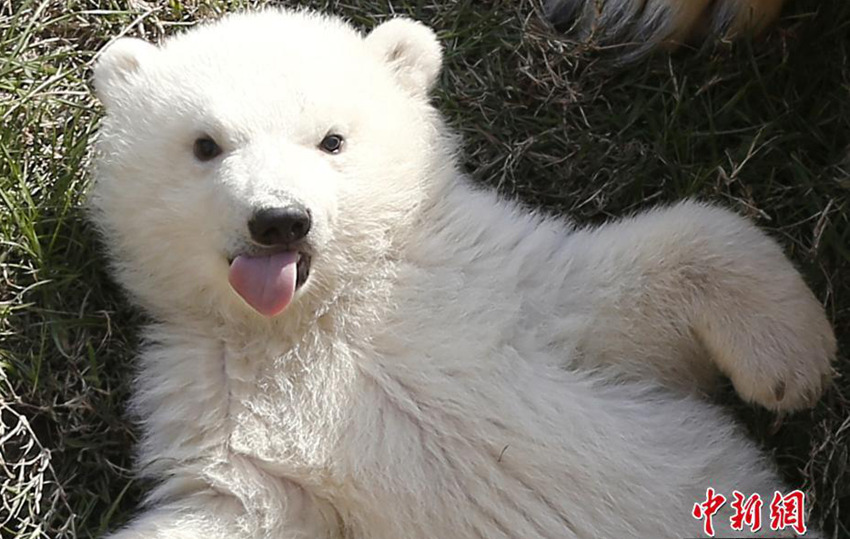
[565,200,835,411]
[545,0,784,56]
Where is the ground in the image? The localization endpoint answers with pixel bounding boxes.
[0,1,847,537]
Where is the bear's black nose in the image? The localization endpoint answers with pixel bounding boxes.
[248,204,311,246]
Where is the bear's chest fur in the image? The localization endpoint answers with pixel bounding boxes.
[221,335,359,482]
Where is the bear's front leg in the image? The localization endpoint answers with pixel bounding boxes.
[566,201,836,411]
[105,488,338,539]
[104,496,243,539]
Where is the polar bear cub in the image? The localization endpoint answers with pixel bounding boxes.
[91,9,835,539]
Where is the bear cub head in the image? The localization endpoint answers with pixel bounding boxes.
[91,10,452,326]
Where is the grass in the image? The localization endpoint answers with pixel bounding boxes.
[0,0,847,537]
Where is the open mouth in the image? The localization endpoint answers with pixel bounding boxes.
[295,252,311,289]
[226,248,312,317]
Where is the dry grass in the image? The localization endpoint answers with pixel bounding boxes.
[1,0,847,537]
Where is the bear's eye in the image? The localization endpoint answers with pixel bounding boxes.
[193,136,222,161]
[319,134,344,154]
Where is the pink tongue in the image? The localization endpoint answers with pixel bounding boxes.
[228,252,298,317]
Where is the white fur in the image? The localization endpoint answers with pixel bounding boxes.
[90,9,835,538]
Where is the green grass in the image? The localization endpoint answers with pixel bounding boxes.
[1,0,847,537]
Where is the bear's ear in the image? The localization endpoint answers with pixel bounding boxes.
[365,18,442,98]
[93,38,158,108]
